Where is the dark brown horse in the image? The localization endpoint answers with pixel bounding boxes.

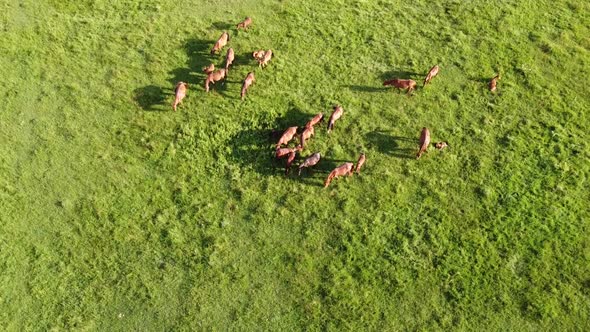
[489,73,500,92]
[324,162,354,188]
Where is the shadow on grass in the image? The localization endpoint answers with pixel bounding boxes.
[168,38,214,86]
[210,21,233,31]
[365,130,417,159]
[229,106,349,180]
[344,85,388,93]
[133,85,173,111]
[136,38,214,111]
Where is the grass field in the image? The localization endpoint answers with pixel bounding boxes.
[1,0,590,330]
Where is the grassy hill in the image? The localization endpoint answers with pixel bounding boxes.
[1,0,589,330]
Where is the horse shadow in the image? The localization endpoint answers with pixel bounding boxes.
[365,130,416,159]
[228,106,330,177]
[133,85,173,111]
[343,85,388,93]
[134,38,213,111]
[210,21,233,31]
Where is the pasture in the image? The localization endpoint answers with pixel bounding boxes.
[1,0,589,330]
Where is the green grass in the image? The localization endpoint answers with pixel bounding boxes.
[1,0,589,330]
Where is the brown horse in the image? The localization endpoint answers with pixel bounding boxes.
[211,32,229,54]
[327,105,344,133]
[383,78,417,95]
[305,113,324,129]
[205,69,226,93]
[298,152,321,175]
[276,126,298,148]
[241,72,255,100]
[202,63,215,75]
[275,146,302,159]
[225,48,235,73]
[423,65,440,86]
[324,162,354,188]
[355,153,366,174]
[172,82,188,112]
[489,73,500,92]
[299,125,314,148]
[285,151,298,175]
[258,50,273,68]
[252,50,265,60]
[435,141,448,150]
[236,17,252,30]
[417,127,431,159]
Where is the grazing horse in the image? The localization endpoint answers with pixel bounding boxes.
[241,72,255,100]
[383,78,417,95]
[225,48,235,73]
[205,69,226,93]
[417,127,431,159]
[172,82,188,112]
[211,32,229,54]
[423,65,440,86]
[355,153,366,174]
[285,151,297,175]
[305,113,324,129]
[299,125,314,148]
[275,146,302,159]
[252,50,265,60]
[327,105,344,133]
[489,73,500,92]
[276,126,298,148]
[202,63,215,75]
[236,17,252,30]
[254,50,272,68]
[435,141,448,150]
[324,162,354,188]
[298,152,321,175]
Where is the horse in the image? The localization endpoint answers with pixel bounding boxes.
[225,48,235,73]
[423,65,440,86]
[327,105,344,133]
[205,69,226,93]
[241,72,255,100]
[276,126,298,148]
[211,32,229,54]
[202,63,215,75]
[305,113,324,129]
[417,127,431,159]
[355,153,366,173]
[299,125,314,148]
[435,141,448,150]
[383,78,417,95]
[257,50,272,68]
[172,82,188,112]
[489,73,500,92]
[275,146,302,159]
[298,152,321,175]
[236,17,252,30]
[324,162,354,188]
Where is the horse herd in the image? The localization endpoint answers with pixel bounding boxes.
[168,17,501,188]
